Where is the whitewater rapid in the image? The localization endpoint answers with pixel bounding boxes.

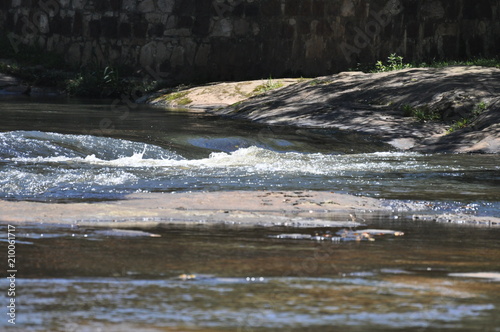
[1,131,498,207]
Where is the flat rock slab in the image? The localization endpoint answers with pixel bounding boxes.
[1,191,498,228]
[0,191,410,228]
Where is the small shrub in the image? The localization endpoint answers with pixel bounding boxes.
[66,65,132,97]
[473,101,488,116]
[448,118,470,133]
[374,53,412,72]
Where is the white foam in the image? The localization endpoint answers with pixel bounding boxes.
[7,145,431,175]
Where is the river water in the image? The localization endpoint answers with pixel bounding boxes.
[0,98,499,331]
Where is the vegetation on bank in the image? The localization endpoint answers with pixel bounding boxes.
[0,33,160,98]
[446,101,489,133]
[401,104,441,122]
[252,77,284,95]
[0,34,71,88]
[354,53,500,73]
[160,89,193,106]
[366,53,497,132]
[1,29,499,108]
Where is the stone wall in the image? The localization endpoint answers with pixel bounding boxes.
[1,0,499,83]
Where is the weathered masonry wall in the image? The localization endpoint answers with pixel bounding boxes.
[0,0,499,83]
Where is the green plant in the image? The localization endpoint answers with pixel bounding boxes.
[447,101,489,133]
[353,56,500,73]
[416,57,500,69]
[160,90,192,105]
[66,65,131,97]
[401,104,440,122]
[374,53,411,72]
[308,79,321,86]
[473,101,488,116]
[401,104,414,117]
[447,118,471,133]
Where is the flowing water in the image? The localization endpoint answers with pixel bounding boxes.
[0,98,499,331]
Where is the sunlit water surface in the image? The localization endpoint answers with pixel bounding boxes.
[0,98,499,331]
[3,221,500,332]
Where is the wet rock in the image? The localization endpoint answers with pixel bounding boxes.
[0,73,29,95]
[412,213,500,226]
[2,191,496,228]
[270,233,312,240]
[0,73,21,87]
[178,273,197,280]
[0,73,64,96]
[94,229,161,238]
[344,229,405,236]
[0,85,31,95]
[271,228,405,243]
[449,272,500,281]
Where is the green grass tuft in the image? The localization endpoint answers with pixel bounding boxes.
[447,101,489,133]
[401,104,440,122]
[253,77,284,95]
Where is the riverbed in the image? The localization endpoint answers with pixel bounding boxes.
[0,98,499,331]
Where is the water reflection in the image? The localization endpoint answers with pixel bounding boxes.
[4,220,500,331]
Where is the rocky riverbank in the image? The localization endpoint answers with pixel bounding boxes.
[213,66,500,153]
[3,64,499,153]
[144,66,500,154]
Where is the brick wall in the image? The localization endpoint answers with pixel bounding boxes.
[1,0,499,83]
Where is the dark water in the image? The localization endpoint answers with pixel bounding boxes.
[3,221,500,331]
[0,98,499,331]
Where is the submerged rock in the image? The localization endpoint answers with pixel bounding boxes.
[94,229,161,238]
[270,228,404,242]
